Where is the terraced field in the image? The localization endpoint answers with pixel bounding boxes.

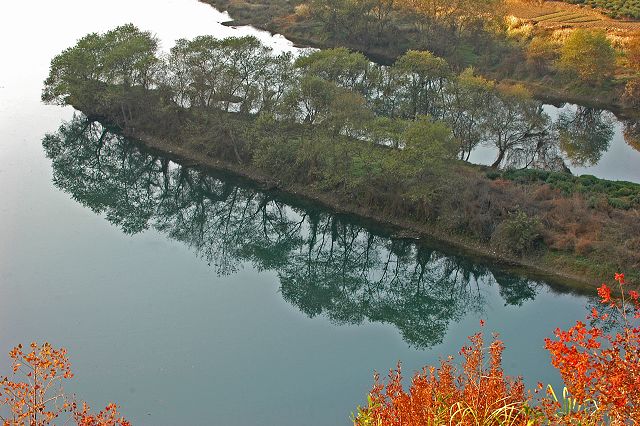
[508,0,640,30]
[533,9,603,24]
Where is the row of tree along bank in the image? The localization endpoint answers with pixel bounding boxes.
[43,25,640,286]
[200,0,640,117]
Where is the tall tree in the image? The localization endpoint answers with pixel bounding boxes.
[393,50,451,119]
[443,68,494,161]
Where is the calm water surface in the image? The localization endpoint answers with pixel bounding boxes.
[0,1,632,425]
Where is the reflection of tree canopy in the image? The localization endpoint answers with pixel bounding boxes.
[557,107,614,167]
[623,119,640,153]
[43,115,548,348]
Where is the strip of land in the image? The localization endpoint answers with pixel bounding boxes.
[43,25,640,290]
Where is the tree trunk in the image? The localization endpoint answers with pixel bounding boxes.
[491,149,505,169]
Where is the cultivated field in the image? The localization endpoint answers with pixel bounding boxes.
[507,0,640,30]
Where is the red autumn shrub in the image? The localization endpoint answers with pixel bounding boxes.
[0,342,129,426]
[544,273,640,423]
[354,330,530,425]
[355,273,640,425]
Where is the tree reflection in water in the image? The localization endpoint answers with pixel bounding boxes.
[43,115,552,349]
[557,106,615,167]
[623,119,640,153]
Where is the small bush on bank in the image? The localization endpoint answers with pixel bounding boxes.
[491,210,542,256]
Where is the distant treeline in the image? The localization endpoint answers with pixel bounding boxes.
[201,0,640,116]
[43,25,640,283]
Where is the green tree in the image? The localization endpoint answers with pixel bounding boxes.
[42,32,106,106]
[443,68,494,161]
[393,50,451,119]
[294,48,375,96]
[162,35,290,114]
[42,24,159,124]
[163,36,227,109]
[100,24,159,88]
[284,75,338,125]
[366,116,407,148]
[397,116,457,188]
[558,29,616,85]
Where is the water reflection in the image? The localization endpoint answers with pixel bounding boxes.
[624,119,640,153]
[556,106,615,167]
[44,115,572,349]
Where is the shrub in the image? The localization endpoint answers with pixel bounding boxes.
[0,342,129,426]
[491,210,542,256]
[558,29,616,85]
[545,273,640,422]
[353,330,529,426]
[354,273,640,424]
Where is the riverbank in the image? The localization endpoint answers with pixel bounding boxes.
[100,111,633,293]
[44,22,639,292]
[202,0,640,119]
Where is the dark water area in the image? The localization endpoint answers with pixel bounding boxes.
[0,1,631,425]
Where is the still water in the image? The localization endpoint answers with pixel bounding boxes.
[0,1,632,425]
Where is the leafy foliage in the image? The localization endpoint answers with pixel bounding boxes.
[354,273,640,424]
[0,343,129,426]
[354,331,529,425]
[558,29,616,84]
[544,273,640,422]
[491,210,542,256]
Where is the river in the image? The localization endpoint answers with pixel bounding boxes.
[0,1,630,425]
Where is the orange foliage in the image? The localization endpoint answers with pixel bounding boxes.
[355,273,640,424]
[355,329,529,425]
[72,403,130,426]
[544,273,640,423]
[0,343,128,426]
